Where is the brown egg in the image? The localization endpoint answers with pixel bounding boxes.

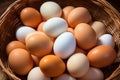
[62,6,74,21]
[20,7,42,28]
[67,28,74,34]
[8,48,33,75]
[39,55,65,77]
[6,40,26,55]
[37,21,46,32]
[87,45,116,68]
[31,54,40,66]
[68,7,91,28]
[25,32,53,58]
[74,23,97,50]
[74,46,86,54]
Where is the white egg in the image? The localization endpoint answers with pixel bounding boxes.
[53,74,76,80]
[43,17,68,37]
[16,26,36,43]
[54,32,76,59]
[67,53,89,78]
[78,67,104,80]
[27,67,51,80]
[97,34,115,47]
[40,1,62,20]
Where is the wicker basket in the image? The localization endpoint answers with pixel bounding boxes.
[0,0,120,80]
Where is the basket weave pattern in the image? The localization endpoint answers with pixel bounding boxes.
[0,0,120,80]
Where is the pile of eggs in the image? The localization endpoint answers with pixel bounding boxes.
[6,1,116,80]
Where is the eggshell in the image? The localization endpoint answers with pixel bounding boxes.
[31,55,40,66]
[97,34,115,47]
[20,7,42,28]
[27,67,51,80]
[62,6,75,21]
[16,26,36,43]
[8,48,33,75]
[53,74,76,80]
[74,46,86,54]
[25,32,53,58]
[74,23,97,50]
[87,45,116,68]
[37,21,46,32]
[91,21,106,37]
[43,17,68,37]
[40,1,62,20]
[78,67,104,80]
[67,28,74,34]
[54,32,76,59]
[6,40,26,55]
[39,55,65,77]
[67,53,89,78]
[68,7,91,28]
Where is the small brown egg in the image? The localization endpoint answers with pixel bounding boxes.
[37,21,46,32]
[87,45,116,68]
[67,28,74,34]
[31,54,40,66]
[39,55,65,77]
[25,32,53,58]
[91,21,106,37]
[20,7,42,28]
[74,46,86,55]
[68,7,91,28]
[6,40,26,55]
[62,6,74,21]
[8,48,33,75]
[74,23,97,50]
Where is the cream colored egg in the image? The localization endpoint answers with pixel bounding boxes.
[40,1,62,20]
[27,67,51,80]
[67,53,89,78]
[53,74,76,80]
[91,21,106,37]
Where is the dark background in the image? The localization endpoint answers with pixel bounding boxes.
[0,0,120,16]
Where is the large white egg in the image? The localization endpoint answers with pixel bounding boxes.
[43,17,68,37]
[40,1,62,20]
[27,67,51,80]
[54,32,76,59]
[67,53,89,78]
[97,34,115,47]
[53,74,76,80]
[16,26,36,43]
[78,67,104,80]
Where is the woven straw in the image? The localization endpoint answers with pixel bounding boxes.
[0,0,120,80]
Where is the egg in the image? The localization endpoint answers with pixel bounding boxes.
[54,32,76,59]
[74,23,97,50]
[6,40,26,55]
[37,21,46,32]
[53,73,76,80]
[39,55,65,77]
[91,21,106,37]
[87,45,116,68]
[67,53,89,78]
[20,7,42,28]
[25,32,53,58]
[43,17,68,37]
[40,1,62,20]
[68,7,91,28]
[67,28,74,34]
[31,55,40,66]
[16,26,36,43]
[27,67,51,80]
[97,34,115,47]
[62,6,75,21]
[74,46,86,54]
[78,67,104,80]
[8,48,33,75]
